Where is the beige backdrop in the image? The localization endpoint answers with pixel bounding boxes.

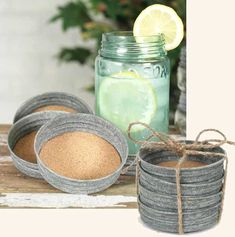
[1,0,235,236]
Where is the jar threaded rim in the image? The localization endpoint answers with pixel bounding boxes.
[100,31,167,62]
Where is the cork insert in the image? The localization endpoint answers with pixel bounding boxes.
[13,131,37,163]
[39,131,121,180]
[33,105,76,113]
[157,160,207,168]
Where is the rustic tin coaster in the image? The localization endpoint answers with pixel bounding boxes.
[138,143,225,183]
[139,184,222,210]
[34,113,128,194]
[8,111,65,178]
[139,209,219,233]
[138,197,221,225]
[139,165,223,196]
[13,92,93,123]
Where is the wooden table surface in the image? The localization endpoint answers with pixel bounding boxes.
[0,124,182,209]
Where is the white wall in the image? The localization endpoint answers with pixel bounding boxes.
[0,0,95,123]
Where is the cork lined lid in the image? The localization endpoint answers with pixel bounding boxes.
[34,113,128,194]
[13,92,93,123]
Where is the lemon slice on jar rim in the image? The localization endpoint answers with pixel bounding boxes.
[133,4,184,51]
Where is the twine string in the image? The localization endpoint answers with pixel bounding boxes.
[127,122,233,235]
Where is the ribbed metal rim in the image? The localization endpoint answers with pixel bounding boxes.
[13,92,93,123]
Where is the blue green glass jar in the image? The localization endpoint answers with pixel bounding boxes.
[95,31,170,155]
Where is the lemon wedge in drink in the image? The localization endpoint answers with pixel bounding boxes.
[97,71,157,132]
[133,4,184,50]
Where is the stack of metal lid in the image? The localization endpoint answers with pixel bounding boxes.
[137,141,225,233]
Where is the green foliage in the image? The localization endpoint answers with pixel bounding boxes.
[50,0,186,117]
[51,0,186,67]
[50,2,91,31]
[58,47,92,64]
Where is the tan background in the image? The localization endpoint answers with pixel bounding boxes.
[1,0,235,236]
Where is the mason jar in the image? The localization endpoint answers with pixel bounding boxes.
[95,31,170,155]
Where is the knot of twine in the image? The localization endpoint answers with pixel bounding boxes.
[126,122,235,235]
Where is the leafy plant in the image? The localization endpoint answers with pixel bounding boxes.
[50,0,186,119]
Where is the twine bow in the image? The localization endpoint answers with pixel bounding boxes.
[126,122,235,234]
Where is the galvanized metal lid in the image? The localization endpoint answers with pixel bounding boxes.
[8,111,66,178]
[13,92,93,123]
[35,113,128,194]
